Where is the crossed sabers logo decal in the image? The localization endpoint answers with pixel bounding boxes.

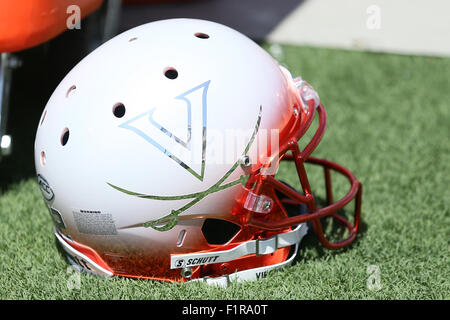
[107,85,262,231]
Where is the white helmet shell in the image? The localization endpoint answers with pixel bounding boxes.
[34,18,362,284]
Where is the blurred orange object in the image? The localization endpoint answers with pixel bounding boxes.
[123,0,195,4]
[0,0,103,53]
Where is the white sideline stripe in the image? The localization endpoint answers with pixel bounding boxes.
[267,0,450,57]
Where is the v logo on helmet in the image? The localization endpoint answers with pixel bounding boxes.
[119,81,210,181]
[108,105,262,232]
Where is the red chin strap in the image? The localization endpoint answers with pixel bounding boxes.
[237,102,362,250]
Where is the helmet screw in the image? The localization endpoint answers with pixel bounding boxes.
[181,267,193,279]
[239,155,251,167]
[293,106,299,116]
[263,200,272,211]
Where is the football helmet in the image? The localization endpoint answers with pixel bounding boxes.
[34,19,362,285]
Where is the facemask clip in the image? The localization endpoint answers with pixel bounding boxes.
[243,190,273,215]
[294,77,320,110]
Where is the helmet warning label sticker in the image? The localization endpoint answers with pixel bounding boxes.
[72,209,118,235]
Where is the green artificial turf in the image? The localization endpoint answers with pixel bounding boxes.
[0,44,449,299]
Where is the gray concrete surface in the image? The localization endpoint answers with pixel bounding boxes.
[267,0,450,57]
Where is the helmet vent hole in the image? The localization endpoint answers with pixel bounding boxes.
[66,85,76,98]
[195,32,209,39]
[113,103,126,118]
[177,229,186,247]
[164,67,178,80]
[40,110,47,126]
[40,151,46,166]
[201,219,240,245]
[61,128,70,146]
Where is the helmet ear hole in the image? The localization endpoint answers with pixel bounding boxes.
[164,67,178,79]
[201,218,240,245]
[113,103,126,118]
[194,32,209,39]
[61,128,70,146]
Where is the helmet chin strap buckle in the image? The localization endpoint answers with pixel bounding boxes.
[255,234,278,256]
